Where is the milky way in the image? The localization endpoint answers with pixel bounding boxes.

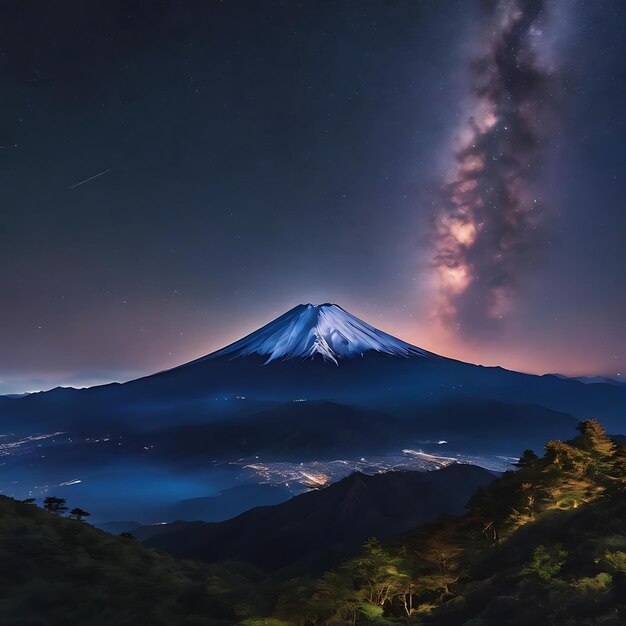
[433,0,562,335]
[3,1,625,391]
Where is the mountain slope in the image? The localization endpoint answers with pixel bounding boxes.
[140,463,495,577]
[271,420,626,626]
[121,399,578,463]
[166,483,293,523]
[421,498,626,626]
[202,303,433,364]
[0,496,269,625]
[144,400,407,461]
[2,302,625,444]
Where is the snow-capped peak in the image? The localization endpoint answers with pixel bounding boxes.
[207,303,433,364]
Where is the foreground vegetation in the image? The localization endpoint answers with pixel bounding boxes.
[0,496,272,625]
[272,419,626,625]
[1,419,624,625]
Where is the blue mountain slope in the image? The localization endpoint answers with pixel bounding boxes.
[3,303,625,439]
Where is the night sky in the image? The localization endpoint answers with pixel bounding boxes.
[1,0,625,394]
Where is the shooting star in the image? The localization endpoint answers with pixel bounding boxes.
[68,168,112,190]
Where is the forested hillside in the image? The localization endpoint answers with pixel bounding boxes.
[1,419,624,625]
[272,419,626,625]
[0,496,269,625]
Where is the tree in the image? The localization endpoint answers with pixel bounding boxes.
[571,572,612,593]
[575,419,616,458]
[21,497,36,505]
[69,507,90,521]
[542,440,601,509]
[352,538,409,611]
[612,443,626,483]
[603,550,626,575]
[274,577,320,626]
[43,496,68,515]
[510,481,536,527]
[522,545,568,582]
[312,569,359,626]
[414,528,464,600]
[466,482,511,543]
[515,449,538,469]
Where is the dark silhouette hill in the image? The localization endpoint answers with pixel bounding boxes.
[141,463,495,576]
[165,483,293,522]
[0,496,269,625]
[271,420,626,626]
[112,398,579,465]
[2,422,625,625]
[143,400,408,461]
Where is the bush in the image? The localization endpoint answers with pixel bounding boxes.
[522,545,568,582]
[571,572,613,593]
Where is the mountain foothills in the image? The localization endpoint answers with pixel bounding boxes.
[272,419,626,626]
[3,304,626,450]
[1,419,625,625]
[2,303,626,530]
[0,495,270,626]
[138,463,495,577]
[2,304,626,624]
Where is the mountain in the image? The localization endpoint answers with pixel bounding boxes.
[166,484,294,522]
[551,373,626,387]
[421,496,626,626]
[201,302,434,364]
[3,422,624,625]
[269,420,626,626]
[105,398,576,464]
[95,520,142,535]
[141,400,409,461]
[2,302,625,525]
[139,463,495,577]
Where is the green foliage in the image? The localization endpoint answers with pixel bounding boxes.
[570,572,612,593]
[0,495,268,625]
[411,525,464,600]
[352,538,409,608]
[4,419,626,625]
[355,604,384,620]
[240,617,292,626]
[312,569,360,625]
[273,576,321,625]
[271,419,626,624]
[522,545,568,581]
[603,550,626,574]
[575,419,617,458]
[415,602,436,614]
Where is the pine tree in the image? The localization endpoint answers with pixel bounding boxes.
[43,496,68,515]
[69,508,90,521]
[575,419,616,457]
[352,538,408,609]
[414,527,464,600]
[515,449,539,468]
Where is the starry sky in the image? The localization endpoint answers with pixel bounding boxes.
[1,0,625,394]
